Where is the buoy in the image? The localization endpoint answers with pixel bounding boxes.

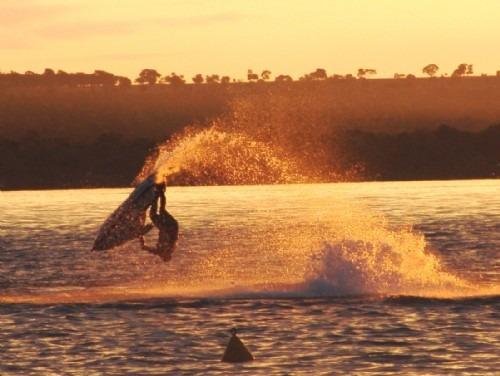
[221,328,255,363]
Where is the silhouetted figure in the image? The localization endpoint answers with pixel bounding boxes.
[139,184,179,262]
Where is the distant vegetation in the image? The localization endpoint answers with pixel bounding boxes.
[1,63,498,87]
[330,124,499,181]
[0,69,131,88]
[0,66,499,190]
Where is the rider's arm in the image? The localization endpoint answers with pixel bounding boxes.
[150,195,158,221]
[159,190,167,214]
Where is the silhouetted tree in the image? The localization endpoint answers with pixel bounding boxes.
[205,74,220,84]
[422,64,439,77]
[192,74,204,84]
[394,73,406,79]
[247,69,259,81]
[466,64,474,76]
[135,69,161,85]
[452,64,468,77]
[117,76,132,87]
[220,76,231,84]
[163,73,185,85]
[275,75,293,82]
[300,68,327,80]
[93,70,116,86]
[316,68,327,79]
[357,69,377,79]
[261,70,271,80]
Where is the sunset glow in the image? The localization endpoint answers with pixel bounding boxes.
[2,0,500,80]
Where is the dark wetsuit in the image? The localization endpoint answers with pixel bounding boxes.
[140,185,179,262]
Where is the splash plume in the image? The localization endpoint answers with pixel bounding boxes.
[136,89,362,185]
[135,125,307,185]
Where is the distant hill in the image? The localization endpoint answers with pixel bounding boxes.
[1,76,499,140]
[1,77,499,189]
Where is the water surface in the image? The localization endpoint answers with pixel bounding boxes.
[1,180,498,374]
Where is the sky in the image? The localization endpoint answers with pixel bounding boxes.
[1,0,500,81]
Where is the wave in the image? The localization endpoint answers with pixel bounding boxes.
[202,203,496,300]
[5,208,494,305]
[301,241,483,299]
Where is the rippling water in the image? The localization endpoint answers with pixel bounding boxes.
[1,180,499,374]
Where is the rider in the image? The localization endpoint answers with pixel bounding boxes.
[139,183,179,262]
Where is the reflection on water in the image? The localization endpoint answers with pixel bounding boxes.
[1,296,498,375]
[1,180,498,303]
[1,180,499,375]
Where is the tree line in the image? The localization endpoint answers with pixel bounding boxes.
[1,76,498,189]
[0,69,131,87]
[0,133,154,189]
[329,124,499,181]
[2,63,499,88]
[1,124,498,190]
[131,63,500,85]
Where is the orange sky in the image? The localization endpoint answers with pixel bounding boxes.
[1,0,499,81]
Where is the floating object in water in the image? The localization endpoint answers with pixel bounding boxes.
[221,328,255,363]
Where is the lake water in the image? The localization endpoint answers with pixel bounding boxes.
[0,180,498,375]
